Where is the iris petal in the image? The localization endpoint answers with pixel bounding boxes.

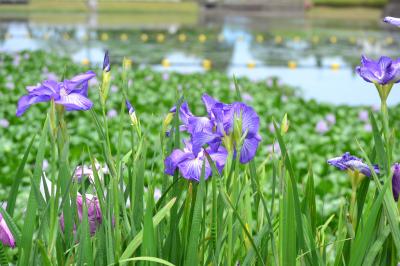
[384,16,400,27]
[240,134,261,164]
[164,149,192,175]
[55,93,93,111]
[0,213,15,248]
[178,157,211,181]
[16,94,51,117]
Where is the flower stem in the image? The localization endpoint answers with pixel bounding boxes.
[381,100,392,178]
[349,186,357,230]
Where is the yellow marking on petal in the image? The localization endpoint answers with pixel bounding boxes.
[293,36,301,42]
[256,34,264,43]
[330,36,337,44]
[312,36,319,44]
[63,33,70,40]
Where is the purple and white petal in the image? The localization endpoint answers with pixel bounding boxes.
[164,149,193,176]
[191,131,221,157]
[16,94,51,117]
[187,116,214,134]
[207,146,228,173]
[178,157,212,181]
[55,92,93,111]
[384,16,400,27]
[239,134,261,164]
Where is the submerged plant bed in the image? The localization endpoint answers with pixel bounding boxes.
[1,48,400,264]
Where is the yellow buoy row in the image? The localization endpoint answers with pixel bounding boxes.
[2,32,395,47]
[157,59,341,71]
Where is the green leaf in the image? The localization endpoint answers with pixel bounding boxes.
[363,225,390,266]
[118,256,175,266]
[0,244,8,266]
[120,198,176,261]
[18,116,49,266]
[273,120,307,256]
[184,163,206,266]
[142,187,157,258]
[349,180,388,266]
[280,174,296,266]
[7,135,36,217]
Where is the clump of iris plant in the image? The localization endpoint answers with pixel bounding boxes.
[60,193,102,236]
[16,71,96,116]
[0,212,16,248]
[164,94,261,181]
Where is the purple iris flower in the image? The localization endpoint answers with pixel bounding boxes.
[0,213,15,248]
[356,55,400,85]
[16,71,96,116]
[169,102,213,134]
[198,94,261,164]
[165,140,227,182]
[60,193,102,236]
[384,16,400,27]
[126,100,135,115]
[327,152,379,177]
[392,163,400,201]
[103,50,110,72]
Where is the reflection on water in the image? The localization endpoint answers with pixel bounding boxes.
[0,16,399,106]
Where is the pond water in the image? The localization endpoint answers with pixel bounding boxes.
[1,13,400,106]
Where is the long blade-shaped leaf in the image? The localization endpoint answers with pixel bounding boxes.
[19,116,49,265]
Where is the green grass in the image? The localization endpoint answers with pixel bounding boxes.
[0,1,198,14]
[312,0,388,7]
